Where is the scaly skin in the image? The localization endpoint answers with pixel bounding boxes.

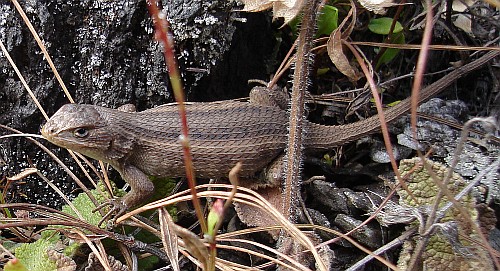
[40,51,499,218]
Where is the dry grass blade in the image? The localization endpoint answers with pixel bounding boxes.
[6,168,38,181]
[0,134,44,140]
[0,126,102,212]
[218,222,402,270]
[346,227,417,270]
[0,242,15,259]
[217,239,313,270]
[308,224,400,270]
[33,169,84,221]
[0,203,94,230]
[175,224,208,270]
[159,208,180,271]
[222,187,325,269]
[0,39,48,120]
[224,187,327,269]
[349,41,500,51]
[11,0,74,104]
[72,229,112,271]
[116,184,327,269]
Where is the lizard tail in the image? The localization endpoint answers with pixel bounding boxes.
[304,50,500,152]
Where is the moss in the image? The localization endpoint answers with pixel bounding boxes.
[4,258,28,271]
[149,176,178,220]
[61,181,125,227]
[14,234,59,271]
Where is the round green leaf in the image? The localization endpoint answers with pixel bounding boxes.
[317,5,339,37]
[368,17,403,34]
[376,33,405,68]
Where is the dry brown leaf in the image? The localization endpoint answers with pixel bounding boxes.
[448,0,476,35]
[326,1,362,82]
[159,208,180,271]
[277,232,334,271]
[240,0,273,12]
[85,252,129,271]
[356,0,396,15]
[327,28,362,82]
[47,249,77,271]
[234,186,282,239]
[273,0,307,24]
[241,0,306,24]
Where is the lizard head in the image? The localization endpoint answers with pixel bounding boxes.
[41,104,116,162]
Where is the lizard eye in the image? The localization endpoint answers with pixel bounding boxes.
[73,128,89,138]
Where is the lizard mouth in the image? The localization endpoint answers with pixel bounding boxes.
[40,123,58,141]
[40,124,52,139]
[40,124,70,148]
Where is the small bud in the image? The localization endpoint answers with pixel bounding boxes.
[207,199,224,237]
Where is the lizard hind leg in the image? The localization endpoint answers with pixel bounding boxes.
[249,86,289,110]
[117,104,137,112]
[238,154,285,189]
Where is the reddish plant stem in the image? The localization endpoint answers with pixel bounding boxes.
[372,0,406,67]
[146,0,207,233]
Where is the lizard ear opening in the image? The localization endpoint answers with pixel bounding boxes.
[73,127,89,138]
[104,134,135,160]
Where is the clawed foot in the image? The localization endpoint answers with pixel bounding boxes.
[93,199,127,227]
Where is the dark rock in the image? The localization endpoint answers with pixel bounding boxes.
[334,214,382,248]
[0,0,283,207]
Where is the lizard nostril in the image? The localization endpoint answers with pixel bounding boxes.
[41,125,55,135]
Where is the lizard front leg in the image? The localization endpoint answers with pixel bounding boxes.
[119,164,155,210]
[99,164,155,224]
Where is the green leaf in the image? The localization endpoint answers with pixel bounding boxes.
[368,17,403,34]
[316,67,330,76]
[323,154,333,166]
[317,5,338,37]
[387,100,402,107]
[289,5,339,37]
[289,15,300,36]
[376,33,405,68]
